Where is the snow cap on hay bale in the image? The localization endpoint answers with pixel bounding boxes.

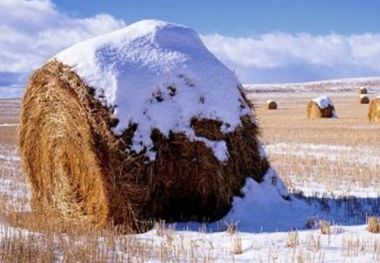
[368,97,380,122]
[359,87,368,94]
[19,20,287,232]
[307,96,336,119]
[266,100,277,110]
[360,95,370,104]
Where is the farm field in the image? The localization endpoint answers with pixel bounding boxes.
[0,90,380,262]
[2,1,380,262]
[249,91,380,197]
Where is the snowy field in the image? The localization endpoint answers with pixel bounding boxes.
[0,90,380,262]
[244,77,380,93]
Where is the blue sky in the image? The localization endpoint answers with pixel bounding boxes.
[1,0,380,97]
[53,0,380,36]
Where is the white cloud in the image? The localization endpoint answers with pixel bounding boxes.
[1,0,380,91]
[201,33,380,83]
[0,0,125,86]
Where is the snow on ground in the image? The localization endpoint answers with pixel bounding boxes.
[54,19,250,161]
[0,145,30,211]
[1,218,380,262]
[133,224,380,262]
[265,142,380,198]
[0,123,18,127]
[219,170,316,232]
[0,140,380,261]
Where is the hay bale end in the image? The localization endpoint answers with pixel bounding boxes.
[360,95,370,104]
[359,87,368,94]
[266,100,277,110]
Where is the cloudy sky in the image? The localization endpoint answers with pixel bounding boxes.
[1,0,380,96]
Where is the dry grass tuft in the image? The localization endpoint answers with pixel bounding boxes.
[319,220,331,235]
[231,232,243,254]
[0,234,55,263]
[225,221,238,235]
[286,231,299,248]
[367,217,380,233]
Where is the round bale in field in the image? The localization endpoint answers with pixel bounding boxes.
[266,100,277,110]
[359,87,368,94]
[19,20,285,232]
[360,95,370,104]
[307,96,336,119]
[368,97,380,122]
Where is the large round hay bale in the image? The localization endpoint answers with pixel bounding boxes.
[360,95,370,104]
[368,97,380,122]
[359,87,368,94]
[19,20,276,232]
[307,96,336,119]
[266,100,277,110]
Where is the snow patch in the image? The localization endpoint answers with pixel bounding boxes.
[221,168,300,232]
[54,19,249,161]
[312,95,334,109]
[257,142,267,160]
[0,123,18,127]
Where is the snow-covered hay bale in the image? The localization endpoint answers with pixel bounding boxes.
[359,87,368,94]
[19,20,274,232]
[266,100,277,110]
[360,95,370,104]
[368,97,380,122]
[307,96,336,119]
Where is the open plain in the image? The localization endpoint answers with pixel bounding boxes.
[0,90,380,262]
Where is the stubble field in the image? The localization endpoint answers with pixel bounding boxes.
[0,91,379,262]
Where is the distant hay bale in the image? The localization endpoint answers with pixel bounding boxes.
[266,100,277,110]
[368,97,380,122]
[306,96,336,119]
[359,87,368,94]
[359,95,370,104]
[19,61,270,232]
